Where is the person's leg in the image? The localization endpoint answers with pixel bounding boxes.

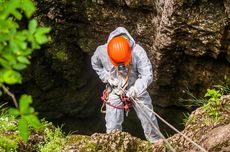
[105,91,124,133]
[133,91,161,143]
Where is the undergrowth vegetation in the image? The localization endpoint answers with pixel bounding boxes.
[0,0,50,144]
[181,84,230,124]
[0,107,67,152]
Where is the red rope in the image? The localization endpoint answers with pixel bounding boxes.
[100,90,132,112]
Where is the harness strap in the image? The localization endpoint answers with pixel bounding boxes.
[100,65,132,114]
[100,89,132,114]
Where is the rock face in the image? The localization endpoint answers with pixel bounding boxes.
[62,131,152,152]
[152,106,230,151]
[62,100,230,151]
[14,0,230,119]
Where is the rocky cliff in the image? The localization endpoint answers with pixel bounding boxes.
[8,0,230,120]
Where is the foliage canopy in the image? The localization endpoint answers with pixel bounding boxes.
[0,0,50,143]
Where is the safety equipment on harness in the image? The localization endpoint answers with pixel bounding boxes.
[126,86,138,98]
[101,65,132,116]
[100,89,132,116]
[107,36,131,66]
[108,77,119,87]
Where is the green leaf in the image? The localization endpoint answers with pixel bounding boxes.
[9,40,19,54]
[28,107,35,113]
[11,9,22,20]
[18,117,29,143]
[17,56,30,64]
[19,94,32,114]
[0,58,11,69]
[13,63,27,70]
[2,53,17,65]
[0,71,4,83]
[20,48,33,56]
[16,39,27,50]
[0,0,20,19]
[2,70,22,84]
[8,108,20,117]
[28,19,37,34]
[34,27,51,44]
[15,31,27,41]
[21,0,36,18]
[24,115,41,129]
[31,41,40,49]
[2,53,15,61]
[35,34,49,44]
[0,20,10,31]
[36,27,51,35]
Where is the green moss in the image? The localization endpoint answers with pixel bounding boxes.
[77,38,97,53]
[0,137,18,152]
[0,110,68,152]
[224,71,230,86]
[37,121,67,152]
[55,50,68,62]
[81,143,97,151]
[47,44,69,62]
[64,135,97,151]
[66,135,90,145]
[0,115,17,134]
[0,112,19,151]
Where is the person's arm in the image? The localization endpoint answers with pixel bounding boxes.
[91,47,110,83]
[132,46,153,95]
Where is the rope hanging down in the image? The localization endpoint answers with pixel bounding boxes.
[137,101,207,152]
[120,88,207,152]
[132,99,176,152]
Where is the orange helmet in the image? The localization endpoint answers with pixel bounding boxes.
[107,36,131,66]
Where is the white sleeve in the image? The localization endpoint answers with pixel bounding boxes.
[91,47,110,83]
[133,47,153,95]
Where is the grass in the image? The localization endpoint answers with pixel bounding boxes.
[181,112,195,125]
[180,84,230,123]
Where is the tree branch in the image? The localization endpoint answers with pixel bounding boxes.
[0,84,18,108]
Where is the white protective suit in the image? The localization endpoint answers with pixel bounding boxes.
[91,27,161,143]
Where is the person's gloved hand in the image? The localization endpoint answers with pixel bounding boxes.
[107,77,119,87]
[126,86,138,98]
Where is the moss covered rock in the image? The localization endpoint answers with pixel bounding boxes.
[63,130,153,152]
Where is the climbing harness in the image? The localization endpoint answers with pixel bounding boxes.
[120,88,207,152]
[100,65,132,115]
[100,90,132,115]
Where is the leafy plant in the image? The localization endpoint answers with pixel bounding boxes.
[0,0,50,143]
[203,89,222,121]
[8,95,41,142]
[0,0,50,87]
[180,84,230,122]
